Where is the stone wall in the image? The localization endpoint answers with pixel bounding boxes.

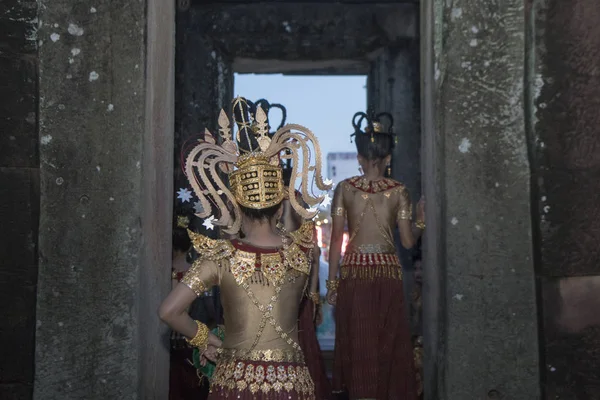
[33,0,173,399]
[0,1,39,399]
[428,0,541,398]
[529,0,600,398]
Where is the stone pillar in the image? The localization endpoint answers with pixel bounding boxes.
[425,0,541,398]
[0,1,39,399]
[174,2,233,220]
[368,40,421,202]
[529,0,600,398]
[368,39,421,310]
[34,0,173,399]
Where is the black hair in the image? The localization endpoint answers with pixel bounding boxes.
[232,97,260,152]
[248,99,287,134]
[240,203,281,221]
[355,132,394,161]
[173,226,192,253]
[351,111,395,161]
[282,164,293,187]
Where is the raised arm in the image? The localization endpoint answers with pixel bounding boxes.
[158,259,223,351]
[327,183,345,304]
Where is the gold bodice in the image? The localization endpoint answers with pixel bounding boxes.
[331,176,412,253]
[181,224,314,353]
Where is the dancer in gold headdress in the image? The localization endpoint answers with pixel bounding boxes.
[159,97,332,400]
[327,111,425,400]
[248,99,333,399]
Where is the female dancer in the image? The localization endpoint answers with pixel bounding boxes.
[327,111,425,399]
[248,100,332,398]
[278,167,332,400]
[159,97,332,399]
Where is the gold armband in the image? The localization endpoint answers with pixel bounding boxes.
[186,320,209,350]
[331,207,345,217]
[415,220,426,230]
[308,292,320,304]
[326,279,339,291]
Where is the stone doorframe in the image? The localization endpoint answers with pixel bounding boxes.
[31,0,541,398]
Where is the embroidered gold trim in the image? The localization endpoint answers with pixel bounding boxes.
[347,243,396,254]
[217,348,305,363]
[347,176,402,193]
[226,243,310,287]
[340,253,403,280]
[289,220,315,248]
[180,260,209,296]
[230,250,256,285]
[211,360,315,397]
[261,253,286,286]
[187,230,235,260]
[284,243,310,275]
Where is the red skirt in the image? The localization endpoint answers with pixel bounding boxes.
[332,253,417,400]
[298,297,333,399]
[208,350,315,400]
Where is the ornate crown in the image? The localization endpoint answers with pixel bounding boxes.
[350,110,395,143]
[185,97,332,234]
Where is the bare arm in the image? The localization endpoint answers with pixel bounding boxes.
[397,188,425,249]
[158,284,221,347]
[328,184,346,281]
[158,260,223,349]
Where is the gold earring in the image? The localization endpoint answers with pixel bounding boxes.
[387,165,391,176]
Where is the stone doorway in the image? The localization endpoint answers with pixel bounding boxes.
[2,0,552,398]
[173,0,423,396]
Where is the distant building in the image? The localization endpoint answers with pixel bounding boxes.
[327,152,358,186]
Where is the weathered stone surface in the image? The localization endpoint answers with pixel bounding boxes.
[174,6,233,235]
[431,0,540,398]
[34,0,173,398]
[530,0,600,397]
[0,1,39,399]
[532,0,600,278]
[189,3,417,64]
[0,168,38,400]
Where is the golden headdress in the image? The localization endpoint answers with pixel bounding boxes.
[185,97,332,234]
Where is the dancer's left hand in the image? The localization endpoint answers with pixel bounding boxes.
[200,344,219,365]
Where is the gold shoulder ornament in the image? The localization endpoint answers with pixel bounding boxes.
[187,229,235,261]
[288,220,315,249]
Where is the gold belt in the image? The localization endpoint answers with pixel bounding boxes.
[341,252,400,266]
[340,253,402,280]
[348,243,396,254]
[211,351,314,396]
[217,348,305,363]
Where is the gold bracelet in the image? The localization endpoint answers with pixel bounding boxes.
[309,292,320,304]
[415,220,426,230]
[186,320,209,350]
[326,279,339,291]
